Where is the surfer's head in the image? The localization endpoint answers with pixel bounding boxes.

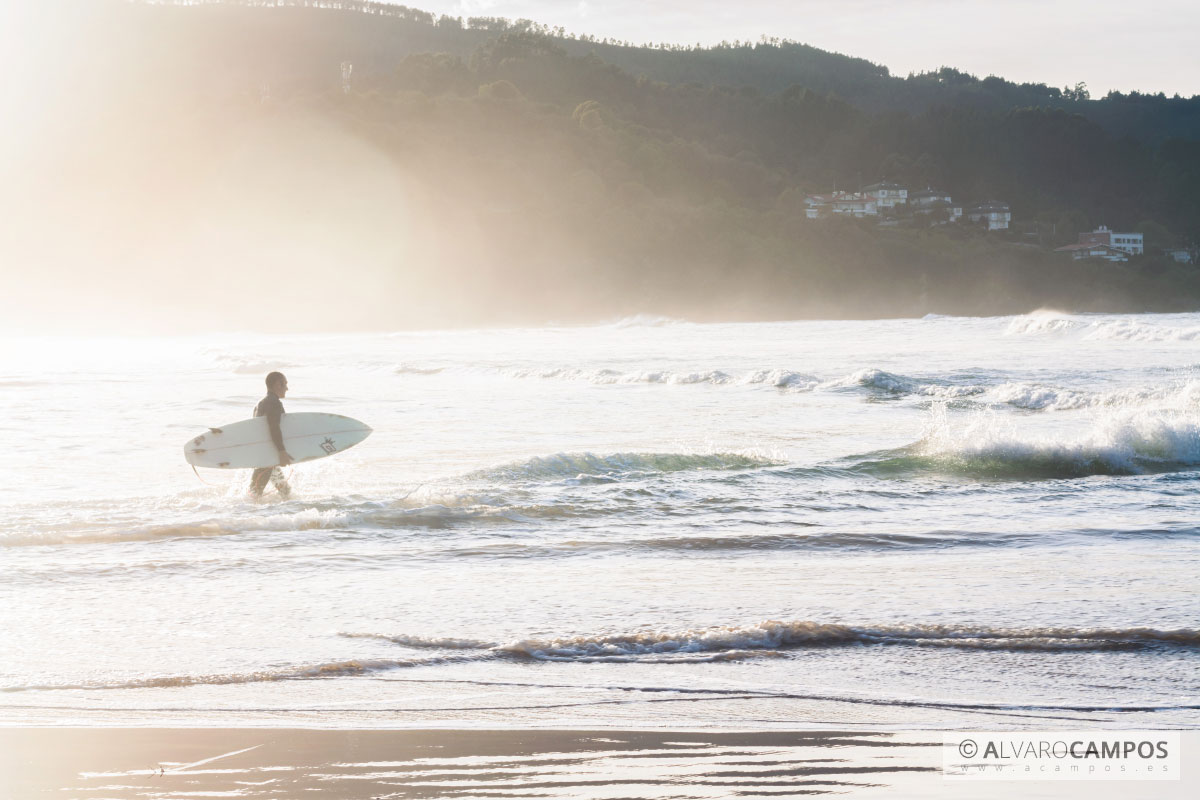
[266,371,288,398]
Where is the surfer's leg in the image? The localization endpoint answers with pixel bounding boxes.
[270,467,292,500]
[249,467,272,498]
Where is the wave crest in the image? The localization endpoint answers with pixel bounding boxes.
[500,621,1200,659]
[1005,314,1085,336]
[357,620,1200,663]
[14,621,1196,692]
[1084,320,1200,342]
[1005,313,1200,342]
[855,405,1200,479]
[505,367,820,389]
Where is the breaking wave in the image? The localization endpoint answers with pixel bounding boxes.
[985,382,1093,411]
[818,368,983,398]
[1085,320,1200,342]
[742,369,820,389]
[498,361,1200,416]
[1005,312,1200,342]
[986,379,1200,412]
[1005,313,1087,336]
[503,366,818,389]
[853,405,1200,479]
[902,407,1200,474]
[348,621,1200,663]
[11,622,1196,693]
[504,365,997,397]
[507,367,734,385]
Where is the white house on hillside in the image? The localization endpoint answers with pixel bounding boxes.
[909,188,962,222]
[909,187,951,208]
[864,181,908,210]
[805,192,878,219]
[1054,243,1129,262]
[1079,226,1143,255]
[832,192,878,217]
[967,201,1011,230]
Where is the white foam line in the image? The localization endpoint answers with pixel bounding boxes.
[169,743,263,773]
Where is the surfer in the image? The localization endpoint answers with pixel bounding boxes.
[250,372,293,499]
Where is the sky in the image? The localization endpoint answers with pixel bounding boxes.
[412,0,1199,97]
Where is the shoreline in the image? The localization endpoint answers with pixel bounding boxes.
[2,727,1194,799]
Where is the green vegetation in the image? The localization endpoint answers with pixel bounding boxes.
[33,2,1200,326]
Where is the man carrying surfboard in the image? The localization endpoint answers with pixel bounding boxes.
[183,386,370,486]
[250,372,293,499]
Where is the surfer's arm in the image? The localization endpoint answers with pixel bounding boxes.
[265,405,293,465]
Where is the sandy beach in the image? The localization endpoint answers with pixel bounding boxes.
[0,727,1193,799]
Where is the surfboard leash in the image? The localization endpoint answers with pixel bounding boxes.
[191,463,217,486]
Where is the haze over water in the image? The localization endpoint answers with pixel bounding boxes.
[2,312,1199,729]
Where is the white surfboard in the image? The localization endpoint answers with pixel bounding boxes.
[184,413,372,469]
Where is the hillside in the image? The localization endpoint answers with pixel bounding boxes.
[100,1,1200,239]
[3,0,1199,332]
[125,1,1200,145]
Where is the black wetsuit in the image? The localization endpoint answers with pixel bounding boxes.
[250,392,286,496]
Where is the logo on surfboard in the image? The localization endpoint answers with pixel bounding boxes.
[320,437,338,455]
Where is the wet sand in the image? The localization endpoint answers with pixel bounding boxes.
[0,728,1192,799]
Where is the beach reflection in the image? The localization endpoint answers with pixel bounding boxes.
[11,729,936,798]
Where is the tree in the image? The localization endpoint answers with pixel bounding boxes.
[1135,220,1176,251]
[1063,81,1090,101]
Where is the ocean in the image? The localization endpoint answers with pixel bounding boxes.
[2,312,1198,730]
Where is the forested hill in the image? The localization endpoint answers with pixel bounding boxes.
[134,0,1200,145]
[11,0,1200,331]
[113,0,1200,241]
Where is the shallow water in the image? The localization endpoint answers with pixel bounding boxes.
[1,312,1198,728]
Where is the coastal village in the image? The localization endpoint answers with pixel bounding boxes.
[804,183,1196,264]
